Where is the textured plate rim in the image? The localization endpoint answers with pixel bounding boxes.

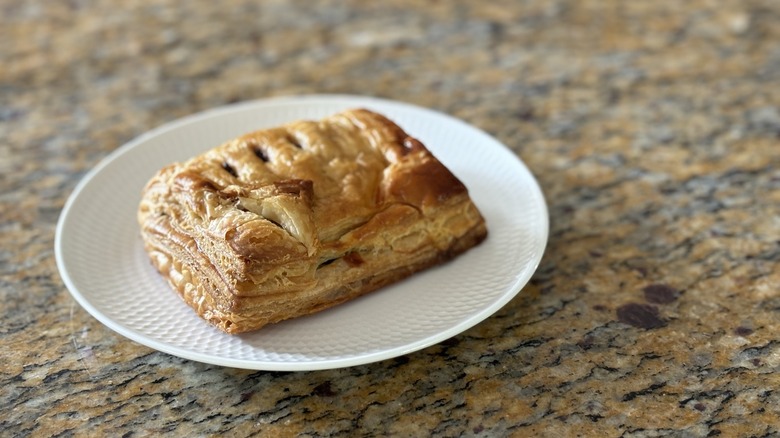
[55,94,549,371]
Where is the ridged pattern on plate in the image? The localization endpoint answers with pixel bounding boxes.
[55,95,548,370]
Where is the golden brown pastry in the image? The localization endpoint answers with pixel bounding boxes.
[138,109,487,334]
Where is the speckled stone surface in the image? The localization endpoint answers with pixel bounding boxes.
[3,0,780,436]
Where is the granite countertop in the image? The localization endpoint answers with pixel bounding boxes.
[3,0,780,436]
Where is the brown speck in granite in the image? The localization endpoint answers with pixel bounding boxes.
[516,107,535,121]
[312,381,337,397]
[616,303,667,329]
[577,336,595,350]
[734,326,754,337]
[643,283,680,304]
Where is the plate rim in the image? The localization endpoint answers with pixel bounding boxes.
[55,94,549,371]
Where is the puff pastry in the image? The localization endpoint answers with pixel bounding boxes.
[138,109,487,333]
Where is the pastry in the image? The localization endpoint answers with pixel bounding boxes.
[138,109,487,334]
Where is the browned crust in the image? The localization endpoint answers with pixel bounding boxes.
[146,217,487,333]
[138,109,487,334]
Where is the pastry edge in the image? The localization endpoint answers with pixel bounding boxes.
[144,219,487,334]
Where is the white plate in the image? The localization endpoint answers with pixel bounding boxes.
[55,95,548,371]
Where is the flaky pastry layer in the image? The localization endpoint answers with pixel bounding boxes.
[138,109,487,333]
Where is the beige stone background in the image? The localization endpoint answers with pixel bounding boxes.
[2,1,780,436]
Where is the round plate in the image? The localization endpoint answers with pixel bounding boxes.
[55,95,548,371]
